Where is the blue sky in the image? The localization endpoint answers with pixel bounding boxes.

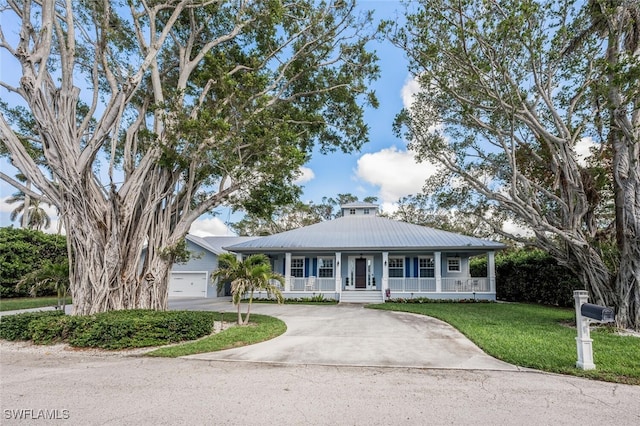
[1,1,440,235]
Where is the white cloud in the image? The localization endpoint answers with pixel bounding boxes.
[294,166,315,185]
[401,74,421,110]
[575,137,597,167]
[355,146,441,204]
[189,217,235,237]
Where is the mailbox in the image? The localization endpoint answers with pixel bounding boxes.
[580,303,615,323]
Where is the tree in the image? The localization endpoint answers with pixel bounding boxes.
[17,260,70,311]
[0,1,379,315]
[391,0,639,329]
[211,253,284,325]
[7,192,51,231]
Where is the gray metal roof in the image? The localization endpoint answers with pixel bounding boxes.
[186,235,259,255]
[224,215,505,253]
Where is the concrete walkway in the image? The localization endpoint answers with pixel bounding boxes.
[169,298,519,370]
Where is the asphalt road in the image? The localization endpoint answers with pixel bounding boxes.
[1,299,639,425]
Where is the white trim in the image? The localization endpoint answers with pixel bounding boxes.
[447,257,461,273]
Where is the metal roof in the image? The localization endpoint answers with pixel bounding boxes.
[224,215,505,253]
[186,235,259,255]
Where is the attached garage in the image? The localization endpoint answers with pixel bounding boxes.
[169,272,208,298]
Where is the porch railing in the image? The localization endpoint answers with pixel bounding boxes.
[388,278,436,292]
[441,277,490,292]
[289,277,335,291]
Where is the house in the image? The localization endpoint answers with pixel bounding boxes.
[223,202,505,303]
[168,234,259,298]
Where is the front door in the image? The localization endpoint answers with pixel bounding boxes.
[355,258,367,289]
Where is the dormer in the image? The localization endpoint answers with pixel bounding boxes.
[340,202,379,217]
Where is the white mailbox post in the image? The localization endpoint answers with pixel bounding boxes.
[574,290,615,371]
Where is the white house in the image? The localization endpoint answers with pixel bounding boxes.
[223,202,505,303]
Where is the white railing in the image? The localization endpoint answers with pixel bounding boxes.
[388,278,436,292]
[441,278,490,292]
[289,277,335,291]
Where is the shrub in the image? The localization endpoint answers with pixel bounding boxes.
[471,249,582,307]
[0,228,67,298]
[0,310,64,340]
[1,310,217,349]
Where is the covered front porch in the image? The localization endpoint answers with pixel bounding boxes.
[259,250,497,303]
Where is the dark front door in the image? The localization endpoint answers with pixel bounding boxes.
[355,258,367,289]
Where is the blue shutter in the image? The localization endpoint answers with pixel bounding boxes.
[414,257,419,278]
[305,258,310,277]
[312,258,318,276]
[405,257,410,277]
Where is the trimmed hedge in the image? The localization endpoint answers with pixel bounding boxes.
[0,310,217,350]
[471,249,582,307]
[0,227,68,297]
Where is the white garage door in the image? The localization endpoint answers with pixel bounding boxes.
[169,272,207,298]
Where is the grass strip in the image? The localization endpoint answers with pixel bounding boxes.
[145,314,287,358]
[370,302,640,385]
[0,296,72,312]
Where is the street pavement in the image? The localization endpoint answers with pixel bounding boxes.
[1,298,639,425]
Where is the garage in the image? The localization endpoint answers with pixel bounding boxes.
[169,272,208,298]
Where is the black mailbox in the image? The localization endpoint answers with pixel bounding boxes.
[581,303,615,323]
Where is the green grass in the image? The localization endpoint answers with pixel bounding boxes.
[370,302,640,385]
[0,296,72,311]
[145,313,287,357]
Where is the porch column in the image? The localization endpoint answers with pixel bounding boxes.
[382,251,389,295]
[488,251,496,294]
[335,252,342,293]
[284,252,292,292]
[435,251,442,293]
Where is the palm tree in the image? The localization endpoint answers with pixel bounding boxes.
[7,191,52,231]
[211,253,284,325]
[16,260,70,311]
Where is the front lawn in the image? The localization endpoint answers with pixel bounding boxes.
[370,302,640,385]
[0,296,72,312]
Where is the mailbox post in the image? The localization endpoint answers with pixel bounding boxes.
[574,290,615,370]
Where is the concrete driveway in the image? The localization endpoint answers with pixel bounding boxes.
[169,298,518,370]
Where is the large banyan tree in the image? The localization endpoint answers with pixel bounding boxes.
[0,0,379,315]
[392,0,639,329]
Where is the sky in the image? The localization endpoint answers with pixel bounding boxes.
[1,1,437,236]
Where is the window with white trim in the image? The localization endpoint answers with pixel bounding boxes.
[419,257,435,278]
[447,257,461,272]
[388,257,404,278]
[363,208,370,215]
[291,257,304,278]
[349,208,356,215]
[317,257,334,278]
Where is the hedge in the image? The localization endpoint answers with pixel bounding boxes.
[471,249,582,307]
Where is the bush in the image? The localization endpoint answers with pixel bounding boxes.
[471,249,582,307]
[0,310,64,340]
[1,310,217,349]
[0,228,67,298]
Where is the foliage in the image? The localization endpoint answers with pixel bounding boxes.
[387,298,493,304]
[372,303,640,385]
[0,310,64,341]
[146,314,287,358]
[16,260,70,310]
[0,310,218,350]
[470,249,582,307]
[0,0,380,314]
[389,0,639,329]
[0,228,68,298]
[212,253,284,325]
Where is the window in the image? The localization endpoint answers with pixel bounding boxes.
[318,257,334,278]
[388,257,404,278]
[291,258,304,277]
[349,208,356,215]
[447,257,461,272]
[419,257,435,278]
[363,208,370,215]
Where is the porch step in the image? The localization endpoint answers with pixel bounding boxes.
[339,291,384,304]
